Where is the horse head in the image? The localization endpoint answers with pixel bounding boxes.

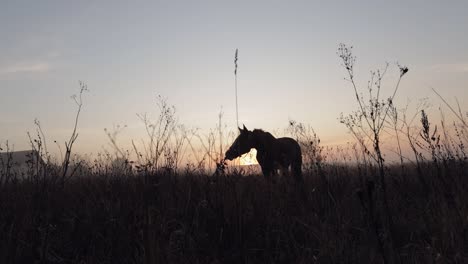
[225,124,254,160]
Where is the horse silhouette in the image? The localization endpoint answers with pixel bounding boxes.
[225,125,303,183]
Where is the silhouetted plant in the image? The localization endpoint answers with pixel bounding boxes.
[338,43,408,264]
[287,119,324,170]
[136,95,177,170]
[61,81,88,185]
[0,142,14,186]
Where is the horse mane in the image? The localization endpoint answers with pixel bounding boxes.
[252,129,276,150]
[252,129,275,138]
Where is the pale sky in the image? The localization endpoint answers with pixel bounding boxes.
[1,0,467,156]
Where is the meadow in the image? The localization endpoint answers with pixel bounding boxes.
[1,45,467,263]
[1,151,467,263]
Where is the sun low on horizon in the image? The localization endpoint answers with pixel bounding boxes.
[238,149,259,166]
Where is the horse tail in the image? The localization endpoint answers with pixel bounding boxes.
[292,158,307,201]
[292,160,303,183]
[293,141,303,183]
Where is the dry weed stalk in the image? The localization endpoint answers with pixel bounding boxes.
[61,81,88,185]
[136,95,177,170]
[338,43,408,264]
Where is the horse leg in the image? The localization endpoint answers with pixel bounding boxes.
[294,169,304,185]
[261,166,275,182]
[292,162,307,201]
[272,166,281,183]
[292,162,303,183]
[277,165,290,183]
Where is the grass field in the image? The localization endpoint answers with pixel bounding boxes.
[0,159,467,263]
[1,45,467,263]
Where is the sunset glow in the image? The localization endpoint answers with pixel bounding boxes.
[239,149,258,166]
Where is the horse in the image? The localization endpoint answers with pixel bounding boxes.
[225,125,303,183]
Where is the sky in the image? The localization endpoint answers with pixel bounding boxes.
[1,0,467,158]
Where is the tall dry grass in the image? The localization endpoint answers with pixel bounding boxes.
[1,46,468,263]
[0,156,467,263]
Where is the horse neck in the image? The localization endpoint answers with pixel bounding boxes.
[252,130,275,151]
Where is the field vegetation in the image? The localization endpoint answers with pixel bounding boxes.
[0,45,467,263]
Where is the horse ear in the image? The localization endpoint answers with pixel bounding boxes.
[243,124,248,131]
[238,126,243,133]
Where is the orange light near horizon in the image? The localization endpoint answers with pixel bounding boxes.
[239,149,258,166]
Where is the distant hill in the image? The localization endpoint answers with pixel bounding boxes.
[0,150,43,169]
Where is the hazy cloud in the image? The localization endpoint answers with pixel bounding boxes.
[431,63,468,73]
[0,62,51,75]
[46,51,61,58]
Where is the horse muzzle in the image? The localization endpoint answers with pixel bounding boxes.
[224,149,236,161]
